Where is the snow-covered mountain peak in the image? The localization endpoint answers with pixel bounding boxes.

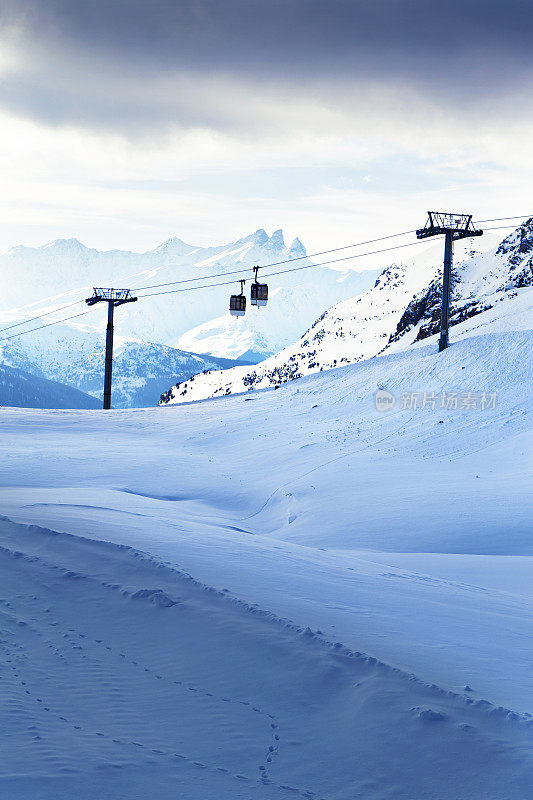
[151,236,193,256]
[372,262,410,291]
[495,216,533,257]
[161,222,533,405]
[492,217,533,290]
[250,228,269,246]
[42,238,91,253]
[268,228,285,250]
[289,237,306,257]
[4,238,91,257]
[234,227,287,252]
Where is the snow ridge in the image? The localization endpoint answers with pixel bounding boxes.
[4,514,531,730]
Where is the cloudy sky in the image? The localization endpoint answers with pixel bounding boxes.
[0,0,532,253]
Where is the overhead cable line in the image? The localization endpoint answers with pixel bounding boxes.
[474,214,533,224]
[136,239,430,300]
[0,308,99,342]
[2,213,531,340]
[0,299,83,334]
[0,233,422,337]
[134,216,533,292]
[2,220,523,334]
[134,228,418,291]
[481,224,530,231]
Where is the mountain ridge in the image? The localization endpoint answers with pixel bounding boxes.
[0,362,100,409]
[0,330,252,408]
[160,220,533,405]
[1,227,383,406]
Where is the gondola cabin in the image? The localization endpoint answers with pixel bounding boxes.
[230,280,247,316]
[229,293,246,316]
[251,282,268,307]
[250,267,268,307]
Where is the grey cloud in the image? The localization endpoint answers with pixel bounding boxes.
[1,0,532,134]
[4,0,532,70]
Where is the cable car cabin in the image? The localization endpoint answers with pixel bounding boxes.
[251,282,268,307]
[230,294,246,316]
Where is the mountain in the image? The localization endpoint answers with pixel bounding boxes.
[0,329,250,408]
[160,219,533,404]
[74,342,251,408]
[0,229,380,364]
[0,363,100,409]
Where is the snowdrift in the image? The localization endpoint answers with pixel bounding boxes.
[1,310,532,798]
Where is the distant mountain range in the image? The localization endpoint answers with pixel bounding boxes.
[160,219,533,405]
[0,228,379,407]
[0,329,250,408]
[0,229,379,361]
[0,363,100,409]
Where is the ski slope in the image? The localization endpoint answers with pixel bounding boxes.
[1,316,532,798]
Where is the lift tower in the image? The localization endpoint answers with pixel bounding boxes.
[416,213,483,352]
[85,288,138,409]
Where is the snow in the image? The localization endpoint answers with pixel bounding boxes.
[178,313,274,362]
[193,242,255,267]
[162,220,532,404]
[1,311,532,797]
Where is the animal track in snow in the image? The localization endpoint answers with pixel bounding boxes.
[5,602,297,792]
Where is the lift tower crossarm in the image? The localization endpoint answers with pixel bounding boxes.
[85,287,137,305]
[416,212,483,352]
[416,212,484,240]
[85,288,138,409]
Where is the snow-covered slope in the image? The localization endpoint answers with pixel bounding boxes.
[160,220,533,404]
[0,363,100,409]
[0,229,379,363]
[0,315,531,799]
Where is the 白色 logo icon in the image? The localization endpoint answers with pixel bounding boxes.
[374,388,396,412]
